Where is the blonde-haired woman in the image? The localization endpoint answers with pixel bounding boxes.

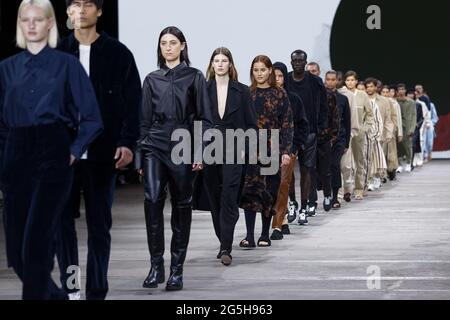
[0,0,103,300]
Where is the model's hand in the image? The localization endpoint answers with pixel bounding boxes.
[192,163,204,171]
[137,169,144,176]
[281,154,291,168]
[115,147,134,169]
[70,154,76,166]
[398,136,404,143]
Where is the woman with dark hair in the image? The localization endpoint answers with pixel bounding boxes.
[239,55,294,248]
[196,47,257,266]
[137,26,213,291]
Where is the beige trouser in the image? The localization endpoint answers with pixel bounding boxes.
[341,138,355,194]
[351,132,369,193]
[383,137,399,172]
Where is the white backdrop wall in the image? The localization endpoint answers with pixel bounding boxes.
[118,0,341,84]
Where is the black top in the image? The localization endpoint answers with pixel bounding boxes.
[139,62,213,160]
[272,61,309,152]
[416,102,424,129]
[288,91,309,153]
[419,95,431,111]
[207,79,257,131]
[59,32,142,163]
[286,71,328,135]
[335,91,352,148]
[0,46,103,159]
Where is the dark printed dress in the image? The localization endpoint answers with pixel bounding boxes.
[239,87,294,216]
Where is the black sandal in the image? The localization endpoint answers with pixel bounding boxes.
[344,193,352,203]
[239,237,256,248]
[332,200,341,209]
[257,237,272,247]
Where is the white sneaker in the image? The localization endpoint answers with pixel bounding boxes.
[368,184,375,191]
[287,201,298,223]
[68,291,81,300]
[396,166,404,173]
[374,178,381,190]
[298,209,309,225]
[404,164,412,173]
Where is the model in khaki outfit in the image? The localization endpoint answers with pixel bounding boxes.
[396,84,417,173]
[343,71,375,200]
[338,85,360,202]
[381,86,403,180]
[365,79,393,189]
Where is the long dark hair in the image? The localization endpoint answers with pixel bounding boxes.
[206,47,238,81]
[157,26,190,68]
[249,55,276,92]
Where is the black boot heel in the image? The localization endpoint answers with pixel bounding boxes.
[143,262,165,288]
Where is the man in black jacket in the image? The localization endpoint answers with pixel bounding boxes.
[285,50,328,225]
[325,71,351,208]
[56,0,141,300]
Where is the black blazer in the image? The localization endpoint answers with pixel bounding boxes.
[336,91,352,149]
[207,79,257,131]
[59,32,142,163]
[192,79,257,211]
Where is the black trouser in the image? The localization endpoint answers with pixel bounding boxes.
[1,123,73,300]
[309,139,332,205]
[299,134,317,209]
[412,128,422,159]
[143,151,193,275]
[202,163,242,253]
[56,161,116,300]
[289,174,296,202]
[331,139,346,200]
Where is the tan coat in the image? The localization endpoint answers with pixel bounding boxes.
[339,87,362,194]
[338,87,360,137]
[388,98,402,138]
[374,95,394,143]
[349,89,375,193]
[393,100,403,138]
[352,89,375,137]
[382,98,402,172]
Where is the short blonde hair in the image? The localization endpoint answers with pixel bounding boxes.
[16,0,59,49]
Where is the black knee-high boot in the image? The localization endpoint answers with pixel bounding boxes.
[166,204,192,291]
[143,199,166,288]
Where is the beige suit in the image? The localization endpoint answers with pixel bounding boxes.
[375,95,394,143]
[349,89,375,197]
[338,87,361,194]
[384,98,402,171]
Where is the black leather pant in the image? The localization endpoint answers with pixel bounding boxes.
[143,151,193,274]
